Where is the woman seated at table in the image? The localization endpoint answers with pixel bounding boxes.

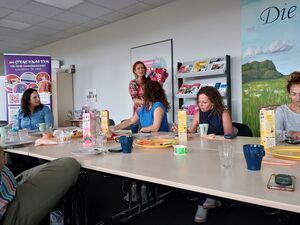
[17,88,53,131]
[173,86,233,135]
[276,71,300,140]
[173,86,233,223]
[114,79,170,132]
[0,146,80,225]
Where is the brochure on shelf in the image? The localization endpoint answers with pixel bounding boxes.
[218,82,227,97]
[193,61,207,72]
[178,63,194,73]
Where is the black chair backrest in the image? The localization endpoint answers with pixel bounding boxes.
[0,121,8,127]
[232,122,253,137]
[109,119,115,126]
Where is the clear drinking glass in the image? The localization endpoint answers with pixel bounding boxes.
[97,132,107,150]
[218,142,234,168]
[18,129,29,141]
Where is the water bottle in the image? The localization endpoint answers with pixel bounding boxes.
[11,115,19,142]
[11,115,19,132]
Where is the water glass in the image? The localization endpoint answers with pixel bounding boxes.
[97,133,107,149]
[18,129,29,141]
[198,124,209,136]
[218,142,234,168]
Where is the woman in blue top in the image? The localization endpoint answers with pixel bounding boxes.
[115,80,169,132]
[17,88,53,130]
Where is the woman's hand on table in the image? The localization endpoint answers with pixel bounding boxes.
[289,131,300,140]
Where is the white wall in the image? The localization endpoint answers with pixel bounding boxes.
[29,0,241,124]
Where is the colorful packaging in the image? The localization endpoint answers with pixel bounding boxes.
[260,107,276,149]
[82,111,96,147]
[178,110,187,145]
[101,110,109,134]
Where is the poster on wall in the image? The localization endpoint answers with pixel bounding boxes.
[130,39,174,122]
[3,54,52,122]
[241,0,300,136]
[86,89,97,103]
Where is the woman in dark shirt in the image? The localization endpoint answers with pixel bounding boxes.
[189,86,233,223]
[189,86,233,135]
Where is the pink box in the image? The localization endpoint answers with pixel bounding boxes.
[82,112,96,147]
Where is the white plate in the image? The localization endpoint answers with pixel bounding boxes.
[2,140,34,149]
[132,133,151,138]
[113,130,131,135]
[71,148,104,155]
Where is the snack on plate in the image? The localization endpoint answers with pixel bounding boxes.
[42,133,54,139]
[71,128,83,138]
[136,139,152,145]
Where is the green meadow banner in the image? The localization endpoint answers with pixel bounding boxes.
[241,0,300,136]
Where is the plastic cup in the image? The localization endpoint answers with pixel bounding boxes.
[37,123,47,132]
[198,124,209,136]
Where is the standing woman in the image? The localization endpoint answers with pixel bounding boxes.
[129,61,149,114]
[17,88,53,130]
[276,71,300,139]
[115,80,170,132]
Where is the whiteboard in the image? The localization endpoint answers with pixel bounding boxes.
[130,39,174,122]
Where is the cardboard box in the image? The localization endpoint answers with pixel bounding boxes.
[82,111,96,147]
[178,110,187,145]
[101,110,109,133]
[260,107,276,149]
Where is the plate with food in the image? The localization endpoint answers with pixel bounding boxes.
[36,72,50,82]
[267,145,300,160]
[5,74,20,92]
[134,138,178,148]
[13,83,27,93]
[71,128,83,138]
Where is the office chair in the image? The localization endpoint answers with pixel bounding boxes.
[0,120,8,127]
[232,122,253,137]
[109,119,115,126]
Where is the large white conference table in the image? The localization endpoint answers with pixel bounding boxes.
[3,134,300,214]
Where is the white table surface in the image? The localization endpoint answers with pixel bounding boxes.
[3,135,300,213]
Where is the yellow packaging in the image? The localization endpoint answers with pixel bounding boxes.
[260,107,276,149]
[101,110,109,133]
[178,110,187,145]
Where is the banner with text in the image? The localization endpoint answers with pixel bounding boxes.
[3,54,52,122]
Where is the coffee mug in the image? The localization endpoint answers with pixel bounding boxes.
[243,144,265,171]
[130,124,139,134]
[37,123,47,132]
[115,136,133,153]
[198,123,209,136]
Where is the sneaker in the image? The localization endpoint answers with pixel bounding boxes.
[194,205,208,223]
[203,198,222,209]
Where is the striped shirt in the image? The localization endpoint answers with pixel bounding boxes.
[0,166,17,220]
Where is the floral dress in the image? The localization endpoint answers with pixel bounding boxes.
[129,79,144,114]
